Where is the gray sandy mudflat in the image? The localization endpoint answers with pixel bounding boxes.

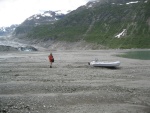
[0,50,150,113]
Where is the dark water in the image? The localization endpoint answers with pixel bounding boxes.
[118,50,150,60]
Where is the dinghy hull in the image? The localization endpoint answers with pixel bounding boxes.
[89,61,120,67]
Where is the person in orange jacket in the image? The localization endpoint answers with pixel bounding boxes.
[48,53,54,68]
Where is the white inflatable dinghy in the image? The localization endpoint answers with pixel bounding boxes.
[88,60,120,67]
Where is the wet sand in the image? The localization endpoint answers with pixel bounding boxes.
[0,50,150,113]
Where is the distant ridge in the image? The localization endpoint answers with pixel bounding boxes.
[0,25,18,36]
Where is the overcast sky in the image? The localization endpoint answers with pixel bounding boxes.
[0,0,93,27]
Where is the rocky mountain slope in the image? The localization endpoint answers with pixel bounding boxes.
[0,25,18,36]
[13,10,67,37]
[14,0,150,49]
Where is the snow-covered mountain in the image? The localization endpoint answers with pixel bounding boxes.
[14,10,69,36]
[21,10,68,26]
[0,24,19,36]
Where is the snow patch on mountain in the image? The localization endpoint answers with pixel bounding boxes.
[55,10,70,15]
[111,1,142,5]
[144,0,148,3]
[27,10,69,21]
[115,29,127,38]
[0,25,18,36]
[41,12,53,17]
[126,1,139,5]
[0,27,6,32]
[85,1,99,9]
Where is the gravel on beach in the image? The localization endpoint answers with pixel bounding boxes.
[0,50,150,113]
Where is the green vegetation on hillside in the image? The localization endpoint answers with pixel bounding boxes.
[16,1,150,49]
[27,8,92,42]
[85,2,150,48]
